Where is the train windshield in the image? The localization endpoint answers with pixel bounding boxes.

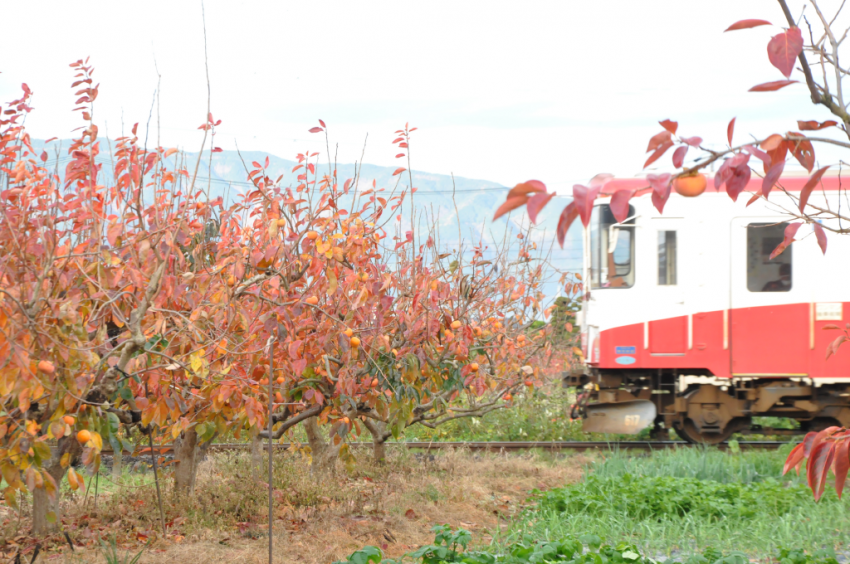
[590,204,635,289]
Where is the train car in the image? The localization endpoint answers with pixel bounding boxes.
[565,173,850,443]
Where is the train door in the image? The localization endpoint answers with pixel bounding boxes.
[647,218,687,354]
[729,218,809,376]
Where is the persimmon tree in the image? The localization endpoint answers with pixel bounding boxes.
[496,0,850,500]
[1,57,567,536]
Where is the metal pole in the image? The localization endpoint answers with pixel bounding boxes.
[268,336,275,564]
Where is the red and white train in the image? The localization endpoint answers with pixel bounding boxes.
[566,173,850,443]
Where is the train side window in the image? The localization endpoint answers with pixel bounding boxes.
[590,204,635,289]
[658,231,677,285]
[747,223,792,292]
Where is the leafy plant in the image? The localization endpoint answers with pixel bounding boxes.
[334,526,841,564]
[98,535,149,564]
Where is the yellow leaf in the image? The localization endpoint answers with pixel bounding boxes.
[60,453,71,468]
[67,468,80,490]
[89,431,103,451]
[326,270,338,296]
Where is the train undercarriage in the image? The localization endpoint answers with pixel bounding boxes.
[565,368,850,443]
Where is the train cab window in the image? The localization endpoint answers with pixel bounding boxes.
[590,204,635,289]
[747,222,792,292]
[658,231,677,285]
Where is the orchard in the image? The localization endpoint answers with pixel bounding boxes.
[0,60,570,545]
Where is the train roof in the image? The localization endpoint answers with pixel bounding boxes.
[601,172,847,197]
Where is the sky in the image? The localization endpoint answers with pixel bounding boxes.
[1,0,846,194]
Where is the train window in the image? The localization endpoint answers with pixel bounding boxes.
[658,231,677,285]
[590,204,635,289]
[747,223,792,292]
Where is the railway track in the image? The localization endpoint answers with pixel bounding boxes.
[104,440,792,455]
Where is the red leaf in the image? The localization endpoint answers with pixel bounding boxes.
[798,120,838,131]
[835,438,850,499]
[727,117,736,145]
[761,159,785,198]
[493,196,529,221]
[308,127,324,133]
[672,146,688,168]
[212,147,223,153]
[573,184,600,228]
[395,153,405,158]
[749,80,798,92]
[719,153,751,201]
[745,192,761,207]
[392,168,406,176]
[770,222,802,259]
[318,119,326,128]
[783,442,805,476]
[788,132,815,172]
[647,173,672,213]
[659,119,678,134]
[743,145,770,163]
[808,441,836,500]
[827,335,849,360]
[644,140,673,169]
[609,190,634,224]
[506,180,547,199]
[588,173,614,189]
[556,203,579,248]
[725,19,772,31]
[527,192,556,224]
[813,222,828,254]
[799,166,830,212]
[803,431,820,457]
[265,156,270,168]
[768,27,803,78]
[760,134,785,151]
[107,223,123,246]
[646,131,672,153]
[681,136,703,147]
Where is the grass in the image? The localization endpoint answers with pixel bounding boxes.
[497,447,850,559]
[0,448,580,563]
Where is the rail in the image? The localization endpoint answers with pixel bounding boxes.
[103,440,792,455]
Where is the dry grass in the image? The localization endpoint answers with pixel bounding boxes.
[1,448,584,563]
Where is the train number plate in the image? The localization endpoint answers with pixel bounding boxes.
[816,303,843,321]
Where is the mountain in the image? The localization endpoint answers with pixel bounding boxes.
[30,139,583,298]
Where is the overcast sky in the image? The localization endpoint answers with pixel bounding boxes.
[1,1,843,193]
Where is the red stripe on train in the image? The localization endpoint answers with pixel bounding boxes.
[594,302,850,378]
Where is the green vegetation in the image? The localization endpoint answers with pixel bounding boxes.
[335,524,841,564]
[397,388,655,442]
[504,447,849,557]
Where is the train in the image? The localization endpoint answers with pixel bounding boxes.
[564,172,850,443]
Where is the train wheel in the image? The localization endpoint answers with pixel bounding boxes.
[677,418,737,445]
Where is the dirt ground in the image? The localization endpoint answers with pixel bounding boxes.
[0,448,585,564]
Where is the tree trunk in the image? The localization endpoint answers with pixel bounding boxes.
[304,417,340,475]
[112,449,123,483]
[173,427,199,495]
[362,419,388,464]
[250,429,263,481]
[32,436,81,535]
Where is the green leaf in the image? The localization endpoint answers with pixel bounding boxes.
[46,510,57,524]
[119,386,134,402]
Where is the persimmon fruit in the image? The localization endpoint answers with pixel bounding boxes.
[673,173,707,197]
[76,430,91,444]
